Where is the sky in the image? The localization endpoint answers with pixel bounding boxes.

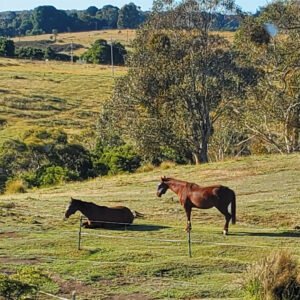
[0,0,271,13]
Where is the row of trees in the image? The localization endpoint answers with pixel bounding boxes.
[0,37,127,65]
[98,0,300,164]
[0,4,148,37]
[0,37,76,61]
[0,3,241,38]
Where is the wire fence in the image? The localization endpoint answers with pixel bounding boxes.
[1,216,299,253]
[75,216,300,255]
[39,291,76,300]
[1,217,299,300]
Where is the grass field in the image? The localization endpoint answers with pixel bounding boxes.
[2,29,235,146]
[0,57,126,146]
[12,30,234,55]
[0,153,299,299]
[13,30,137,56]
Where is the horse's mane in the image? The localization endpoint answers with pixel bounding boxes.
[162,177,200,189]
[72,198,106,208]
[187,182,201,191]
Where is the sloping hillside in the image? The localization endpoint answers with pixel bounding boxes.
[0,154,299,299]
[0,57,126,145]
[13,29,136,56]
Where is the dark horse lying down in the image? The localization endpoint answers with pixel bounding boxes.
[64,197,143,228]
[157,177,236,235]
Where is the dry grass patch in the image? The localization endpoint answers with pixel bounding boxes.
[242,251,300,300]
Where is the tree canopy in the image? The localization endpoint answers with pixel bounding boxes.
[0,3,150,37]
[98,0,257,164]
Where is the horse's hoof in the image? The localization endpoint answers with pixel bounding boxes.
[223,230,228,236]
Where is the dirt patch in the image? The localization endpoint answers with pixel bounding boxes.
[0,256,40,265]
[105,294,153,300]
[0,231,18,238]
[50,275,90,296]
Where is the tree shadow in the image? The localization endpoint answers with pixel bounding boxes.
[231,231,300,238]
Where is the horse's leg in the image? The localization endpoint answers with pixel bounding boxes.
[215,205,232,236]
[82,220,96,229]
[82,221,89,228]
[184,205,192,232]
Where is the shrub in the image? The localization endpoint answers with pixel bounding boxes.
[16,46,45,60]
[5,179,26,194]
[0,274,37,299]
[0,267,51,299]
[38,166,68,186]
[99,145,141,175]
[0,38,15,57]
[21,171,39,188]
[136,162,155,173]
[242,251,300,300]
[160,161,176,170]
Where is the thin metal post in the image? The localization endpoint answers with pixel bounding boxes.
[110,37,114,77]
[188,230,192,258]
[70,39,73,63]
[78,216,82,250]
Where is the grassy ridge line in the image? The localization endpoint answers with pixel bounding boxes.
[13,29,137,56]
[11,30,234,53]
[0,153,299,299]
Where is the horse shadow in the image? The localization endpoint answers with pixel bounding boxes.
[92,223,170,232]
[231,231,300,238]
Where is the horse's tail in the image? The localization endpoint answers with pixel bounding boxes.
[132,210,144,219]
[231,190,236,225]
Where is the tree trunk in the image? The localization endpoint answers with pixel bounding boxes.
[292,106,300,151]
[200,137,209,163]
[192,118,211,164]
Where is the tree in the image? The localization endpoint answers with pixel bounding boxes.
[234,0,300,153]
[99,0,253,164]
[81,39,110,64]
[86,6,98,16]
[31,6,71,33]
[117,3,144,29]
[81,39,127,65]
[0,38,15,57]
[96,5,119,28]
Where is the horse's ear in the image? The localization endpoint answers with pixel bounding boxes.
[71,197,74,200]
[161,176,166,181]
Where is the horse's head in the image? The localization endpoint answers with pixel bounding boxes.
[157,176,169,197]
[64,197,80,219]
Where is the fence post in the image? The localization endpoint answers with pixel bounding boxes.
[71,291,76,300]
[187,230,192,258]
[78,216,82,250]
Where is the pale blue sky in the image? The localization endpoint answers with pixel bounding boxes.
[0,0,271,12]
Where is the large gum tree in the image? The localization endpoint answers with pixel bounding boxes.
[99,0,254,164]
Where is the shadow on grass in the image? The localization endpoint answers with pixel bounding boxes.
[231,231,300,238]
[88,224,170,232]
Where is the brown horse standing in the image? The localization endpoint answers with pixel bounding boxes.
[64,198,143,228]
[157,177,236,235]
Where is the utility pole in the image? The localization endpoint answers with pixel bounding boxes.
[110,37,114,77]
[70,39,74,63]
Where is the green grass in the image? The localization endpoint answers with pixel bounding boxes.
[0,153,299,299]
[0,57,126,146]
